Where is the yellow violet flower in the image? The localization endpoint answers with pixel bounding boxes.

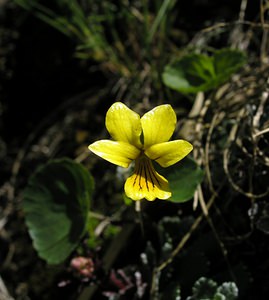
[88,102,193,201]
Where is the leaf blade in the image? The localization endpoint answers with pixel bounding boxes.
[23,158,94,264]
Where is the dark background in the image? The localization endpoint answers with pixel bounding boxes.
[1,0,259,142]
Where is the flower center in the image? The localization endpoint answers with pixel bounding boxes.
[123,153,171,201]
[133,154,161,191]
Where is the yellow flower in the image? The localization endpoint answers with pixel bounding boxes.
[88,102,193,201]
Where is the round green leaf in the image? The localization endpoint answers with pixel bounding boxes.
[192,277,217,299]
[213,48,247,84]
[216,282,239,300]
[23,158,94,264]
[162,53,215,94]
[162,49,246,94]
[156,157,204,203]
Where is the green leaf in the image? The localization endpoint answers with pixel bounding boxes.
[213,49,246,84]
[23,158,94,264]
[215,282,239,300]
[162,49,246,94]
[192,277,218,299]
[156,157,203,203]
[213,293,226,300]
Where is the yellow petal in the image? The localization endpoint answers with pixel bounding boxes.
[124,155,171,201]
[105,102,142,148]
[141,104,177,148]
[88,140,140,168]
[145,140,193,167]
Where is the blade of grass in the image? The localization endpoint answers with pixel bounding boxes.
[147,0,176,44]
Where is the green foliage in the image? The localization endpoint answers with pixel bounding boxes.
[156,157,204,203]
[23,158,94,264]
[215,282,239,300]
[159,275,238,300]
[14,0,177,78]
[86,217,100,249]
[122,193,133,206]
[86,217,121,249]
[152,216,241,300]
[187,277,239,300]
[162,49,246,94]
[191,277,218,299]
